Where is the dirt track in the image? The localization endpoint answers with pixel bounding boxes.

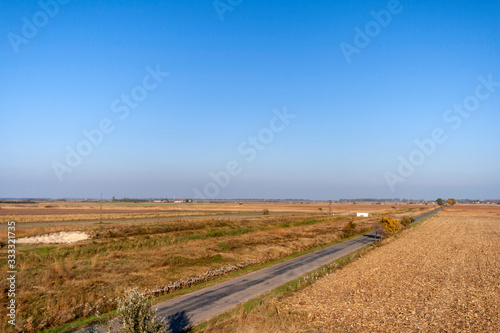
[281,212,500,332]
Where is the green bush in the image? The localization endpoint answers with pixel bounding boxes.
[400,216,415,227]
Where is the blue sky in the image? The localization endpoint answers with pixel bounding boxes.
[1,0,499,200]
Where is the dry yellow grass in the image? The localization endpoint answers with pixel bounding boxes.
[0,213,380,332]
[0,211,221,224]
[271,212,500,332]
[0,201,431,221]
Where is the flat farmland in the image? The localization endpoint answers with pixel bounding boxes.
[0,201,423,233]
[0,201,431,332]
[0,201,421,218]
[246,206,500,332]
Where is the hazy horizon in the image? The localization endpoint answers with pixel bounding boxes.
[2,0,499,200]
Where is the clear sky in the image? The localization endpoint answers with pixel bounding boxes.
[1,0,499,200]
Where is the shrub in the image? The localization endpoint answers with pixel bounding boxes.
[400,216,415,227]
[114,289,166,333]
[378,217,401,236]
[262,209,269,215]
[341,220,357,238]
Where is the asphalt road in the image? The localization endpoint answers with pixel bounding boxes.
[76,208,441,332]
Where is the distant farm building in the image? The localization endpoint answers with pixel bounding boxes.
[357,212,369,217]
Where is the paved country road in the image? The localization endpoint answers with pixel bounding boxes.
[76,208,441,332]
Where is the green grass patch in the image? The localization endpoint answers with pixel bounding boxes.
[291,218,319,226]
[40,310,117,333]
[205,230,226,238]
[227,228,252,236]
[27,246,58,255]
[212,254,223,262]
[217,243,230,250]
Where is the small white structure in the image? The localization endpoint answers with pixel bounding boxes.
[357,212,369,217]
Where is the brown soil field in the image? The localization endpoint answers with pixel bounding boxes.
[439,204,500,217]
[268,208,499,332]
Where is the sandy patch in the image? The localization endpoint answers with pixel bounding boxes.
[17,231,90,244]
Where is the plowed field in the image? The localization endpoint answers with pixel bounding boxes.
[281,210,499,332]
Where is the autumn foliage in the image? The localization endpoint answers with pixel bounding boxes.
[446,198,457,206]
[379,217,401,236]
[342,220,357,238]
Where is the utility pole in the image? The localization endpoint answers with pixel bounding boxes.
[100,193,103,223]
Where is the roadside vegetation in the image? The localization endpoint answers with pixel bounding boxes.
[378,215,416,236]
[195,246,374,333]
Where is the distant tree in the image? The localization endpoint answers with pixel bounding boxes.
[436,198,445,207]
[446,198,457,206]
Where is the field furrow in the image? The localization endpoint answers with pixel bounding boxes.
[279,213,499,332]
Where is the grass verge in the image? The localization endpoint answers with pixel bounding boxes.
[192,244,377,333]
[40,229,373,333]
